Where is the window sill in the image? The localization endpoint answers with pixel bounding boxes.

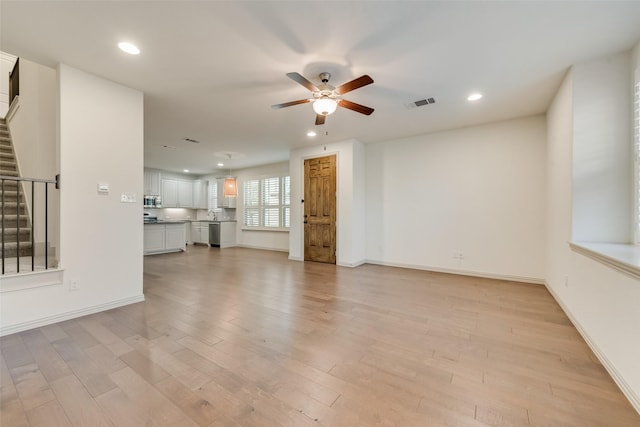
[241,227,289,233]
[569,241,640,279]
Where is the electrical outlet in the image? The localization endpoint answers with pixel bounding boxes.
[452,251,464,260]
[69,280,79,291]
[564,275,569,288]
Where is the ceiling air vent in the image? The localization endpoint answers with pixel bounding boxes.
[405,97,436,109]
[182,137,200,144]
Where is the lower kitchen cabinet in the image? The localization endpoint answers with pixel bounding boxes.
[219,222,236,248]
[189,221,237,248]
[144,223,186,255]
[190,222,210,245]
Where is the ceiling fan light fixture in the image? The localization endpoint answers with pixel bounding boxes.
[313,97,338,116]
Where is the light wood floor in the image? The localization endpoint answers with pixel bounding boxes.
[1,246,639,426]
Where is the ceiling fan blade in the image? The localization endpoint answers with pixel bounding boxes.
[286,72,318,92]
[334,75,374,95]
[271,99,311,109]
[338,99,374,115]
[315,114,326,126]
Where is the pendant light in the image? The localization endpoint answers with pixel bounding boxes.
[223,177,237,197]
[223,154,237,197]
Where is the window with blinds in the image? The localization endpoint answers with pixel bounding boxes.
[243,176,290,228]
[208,179,217,210]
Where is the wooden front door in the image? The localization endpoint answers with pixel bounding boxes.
[304,155,336,264]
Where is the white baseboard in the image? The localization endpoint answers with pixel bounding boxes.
[337,259,367,268]
[0,294,145,337]
[544,281,640,415]
[364,259,544,284]
[237,244,289,253]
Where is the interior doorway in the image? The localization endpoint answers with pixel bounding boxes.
[303,155,336,264]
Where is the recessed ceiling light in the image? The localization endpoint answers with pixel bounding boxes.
[217,163,224,167]
[307,131,317,137]
[118,42,140,55]
[183,169,190,173]
[467,93,483,101]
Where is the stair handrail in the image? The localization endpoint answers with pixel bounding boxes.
[1,174,59,275]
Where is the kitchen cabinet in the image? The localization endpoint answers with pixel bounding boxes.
[161,179,178,207]
[165,223,186,249]
[144,169,161,195]
[219,221,236,248]
[192,180,209,209]
[143,224,165,253]
[216,179,237,209]
[178,180,193,207]
[144,223,186,255]
[190,221,210,245]
[161,178,193,208]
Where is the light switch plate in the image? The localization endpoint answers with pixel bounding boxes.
[97,183,109,193]
[120,192,137,203]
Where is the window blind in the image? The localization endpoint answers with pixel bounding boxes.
[243,176,290,228]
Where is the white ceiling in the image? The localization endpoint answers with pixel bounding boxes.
[2,1,640,174]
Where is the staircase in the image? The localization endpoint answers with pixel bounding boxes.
[0,117,33,265]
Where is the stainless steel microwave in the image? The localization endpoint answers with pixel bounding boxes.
[143,195,162,208]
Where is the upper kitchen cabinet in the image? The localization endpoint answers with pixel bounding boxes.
[162,178,193,208]
[178,180,193,207]
[192,179,209,209]
[144,168,161,195]
[217,178,237,209]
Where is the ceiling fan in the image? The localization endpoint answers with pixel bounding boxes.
[271,72,374,125]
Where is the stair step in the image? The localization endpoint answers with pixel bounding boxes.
[0,181,18,189]
[0,152,15,160]
[0,169,19,177]
[1,256,58,275]
[0,228,31,243]
[0,201,26,214]
[0,161,17,171]
[0,190,18,200]
[1,242,33,258]
[0,214,29,227]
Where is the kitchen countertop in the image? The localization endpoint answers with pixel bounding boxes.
[144,220,189,224]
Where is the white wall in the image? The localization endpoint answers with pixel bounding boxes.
[0,51,17,118]
[6,58,59,257]
[545,69,574,296]
[366,116,547,282]
[289,139,367,266]
[572,52,632,242]
[1,64,144,333]
[546,48,640,411]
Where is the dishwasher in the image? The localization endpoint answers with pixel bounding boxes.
[208,222,220,247]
